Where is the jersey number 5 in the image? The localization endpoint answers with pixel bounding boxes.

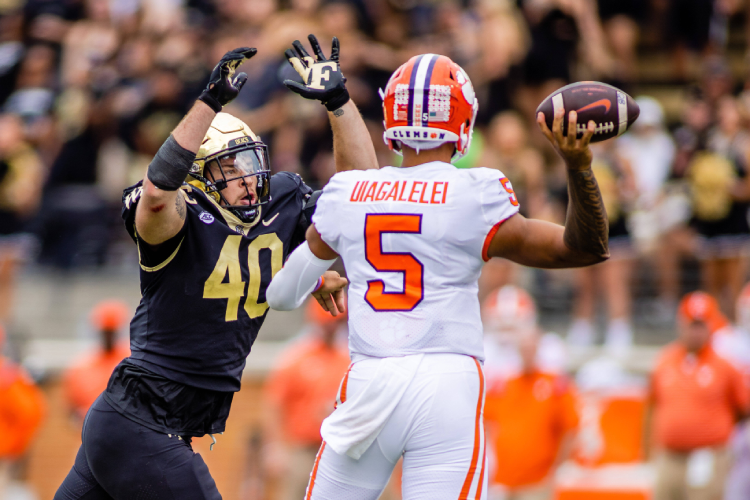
[364,214,424,311]
[204,233,283,321]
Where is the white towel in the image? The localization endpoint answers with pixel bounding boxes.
[321,353,424,460]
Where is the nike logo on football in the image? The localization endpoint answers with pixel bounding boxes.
[577,99,612,114]
[262,213,279,226]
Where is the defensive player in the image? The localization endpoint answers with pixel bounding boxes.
[267,41,608,499]
[55,43,375,499]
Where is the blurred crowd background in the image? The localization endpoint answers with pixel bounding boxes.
[3,0,750,498]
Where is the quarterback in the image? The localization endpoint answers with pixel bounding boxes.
[55,44,374,499]
[268,41,608,499]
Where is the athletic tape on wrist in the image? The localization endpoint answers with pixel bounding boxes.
[146,135,196,191]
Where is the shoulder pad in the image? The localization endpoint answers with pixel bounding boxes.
[304,190,323,211]
[122,182,145,211]
[302,190,323,225]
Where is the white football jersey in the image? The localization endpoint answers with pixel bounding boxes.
[314,161,520,361]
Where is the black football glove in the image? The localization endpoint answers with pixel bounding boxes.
[284,35,349,112]
[198,47,256,113]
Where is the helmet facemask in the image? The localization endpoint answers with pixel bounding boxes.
[192,140,271,223]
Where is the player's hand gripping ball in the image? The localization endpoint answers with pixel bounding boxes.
[536,82,640,143]
[198,47,257,113]
[284,34,350,112]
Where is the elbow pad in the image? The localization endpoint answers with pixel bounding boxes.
[147,135,196,191]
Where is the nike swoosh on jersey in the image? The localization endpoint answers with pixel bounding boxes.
[262,213,280,226]
[576,99,612,114]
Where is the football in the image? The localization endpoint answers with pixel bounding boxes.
[536,81,640,143]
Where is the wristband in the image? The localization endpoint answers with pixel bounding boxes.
[147,135,196,191]
[313,276,325,293]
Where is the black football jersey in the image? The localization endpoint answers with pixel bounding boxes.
[120,172,313,392]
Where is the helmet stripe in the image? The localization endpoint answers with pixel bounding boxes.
[406,54,424,126]
[420,55,438,127]
[411,54,435,130]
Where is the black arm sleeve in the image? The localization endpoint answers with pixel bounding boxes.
[146,135,196,191]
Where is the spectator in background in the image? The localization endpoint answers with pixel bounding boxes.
[667,0,743,80]
[649,292,750,500]
[477,112,548,299]
[515,0,612,120]
[470,0,529,125]
[655,93,713,321]
[262,299,350,500]
[617,97,680,322]
[482,285,568,389]
[0,325,46,499]
[618,96,676,252]
[596,0,649,86]
[484,327,578,500]
[568,139,637,352]
[62,299,130,421]
[689,95,750,320]
[676,291,750,367]
[0,113,43,325]
[725,283,750,500]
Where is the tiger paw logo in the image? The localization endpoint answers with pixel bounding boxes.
[379,318,407,345]
[456,69,475,106]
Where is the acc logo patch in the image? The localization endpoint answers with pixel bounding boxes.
[199,211,215,224]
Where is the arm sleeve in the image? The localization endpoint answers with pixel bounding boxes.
[468,168,521,261]
[266,242,338,311]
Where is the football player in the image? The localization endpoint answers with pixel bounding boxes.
[267,38,608,499]
[55,44,374,500]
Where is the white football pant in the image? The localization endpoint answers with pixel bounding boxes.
[305,353,488,500]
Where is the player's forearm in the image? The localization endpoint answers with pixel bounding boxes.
[136,103,212,244]
[563,167,609,263]
[329,100,379,172]
[172,100,217,153]
[267,242,337,310]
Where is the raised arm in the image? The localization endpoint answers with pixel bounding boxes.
[283,35,378,172]
[135,48,255,245]
[488,108,609,268]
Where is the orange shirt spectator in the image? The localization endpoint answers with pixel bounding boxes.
[0,356,45,459]
[63,343,131,419]
[651,342,749,451]
[650,293,750,500]
[264,334,350,444]
[63,300,131,419]
[485,370,579,489]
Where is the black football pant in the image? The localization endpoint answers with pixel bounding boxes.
[54,395,222,500]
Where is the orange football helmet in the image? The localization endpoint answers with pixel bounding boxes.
[90,300,131,332]
[381,54,478,161]
[481,285,537,333]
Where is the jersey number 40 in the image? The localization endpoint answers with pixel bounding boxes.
[365,214,424,312]
[204,233,284,321]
